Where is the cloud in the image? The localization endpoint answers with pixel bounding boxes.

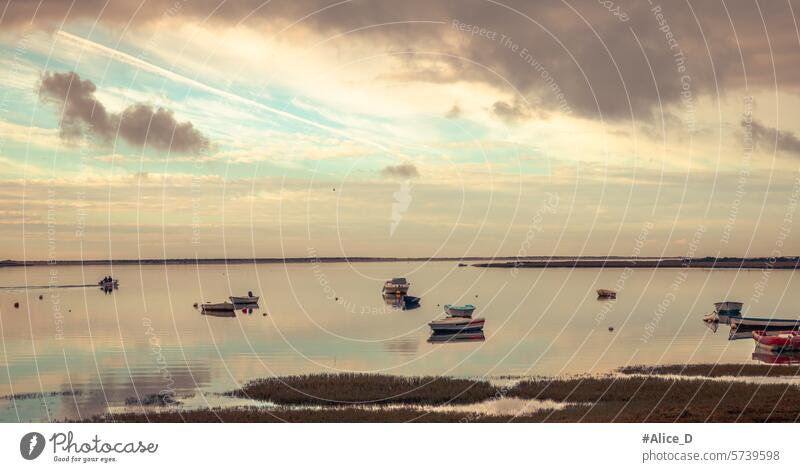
[38,71,210,154]
[381,162,420,179]
[745,119,800,156]
[445,104,462,119]
[7,1,800,122]
[491,99,533,124]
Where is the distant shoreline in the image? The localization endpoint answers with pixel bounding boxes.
[0,256,796,269]
[474,257,800,270]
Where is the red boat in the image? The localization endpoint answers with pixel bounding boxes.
[752,330,800,351]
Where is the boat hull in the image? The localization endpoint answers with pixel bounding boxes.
[753,330,800,351]
[597,289,616,299]
[428,318,485,333]
[230,296,259,305]
[731,317,800,331]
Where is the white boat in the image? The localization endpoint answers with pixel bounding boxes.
[201,302,235,312]
[428,317,485,333]
[597,289,616,299]
[703,301,744,324]
[444,304,475,318]
[714,301,743,313]
[230,295,259,305]
[382,277,410,295]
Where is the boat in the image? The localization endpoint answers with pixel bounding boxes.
[382,277,410,295]
[444,304,475,318]
[730,316,800,331]
[597,289,616,299]
[98,278,119,288]
[201,302,235,313]
[427,332,486,344]
[714,301,743,313]
[230,292,259,305]
[428,317,485,333]
[752,330,800,351]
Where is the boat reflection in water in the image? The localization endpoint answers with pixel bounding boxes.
[752,347,800,365]
[200,309,237,318]
[235,303,259,315]
[427,331,486,344]
[382,293,420,310]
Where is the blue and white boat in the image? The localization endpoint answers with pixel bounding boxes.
[444,304,475,318]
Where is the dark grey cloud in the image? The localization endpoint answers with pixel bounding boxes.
[9,1,800,122]
[746,119,800,156]
[38,71,210,154]
[381,162,420,178]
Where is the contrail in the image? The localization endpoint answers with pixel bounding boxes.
[54,30,391,153]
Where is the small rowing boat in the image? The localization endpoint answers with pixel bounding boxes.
[428,317,485,333]
[230,295,259,305]
[730,316,800,331]
[753,330,800,351]
[230,290,258,305]
[597,289,616,299]
[444,304,475,318]
[382,277,410,295]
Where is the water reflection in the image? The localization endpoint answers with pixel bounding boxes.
[200,310,236,318]
[382,293,420,310]
[427,332,486,344]
[752,348,800,365]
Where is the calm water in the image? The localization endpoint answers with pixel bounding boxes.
[1,262,798,421]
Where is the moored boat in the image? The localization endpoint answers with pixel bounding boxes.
[730,317,800,331]
[230,293,259,305]
[597,289,616,299]
[752,330,800,351]
[382,277,410,295]
[444,304,475,318]
[428,317,485,333]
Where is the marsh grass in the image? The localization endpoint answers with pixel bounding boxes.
[618,363,800,377]
[85,368,800,422]
[230,373,496,405]
[1,390,81,400]
[508,375,800,421]
[87,406,482,423]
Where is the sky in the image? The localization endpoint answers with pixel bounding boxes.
[1,0,800,260]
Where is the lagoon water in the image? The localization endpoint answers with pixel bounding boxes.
[1,262,798,421]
